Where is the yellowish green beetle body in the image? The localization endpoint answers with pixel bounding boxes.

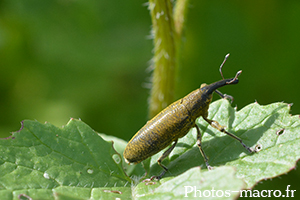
[124,56,255,180]
[123,82,213,163]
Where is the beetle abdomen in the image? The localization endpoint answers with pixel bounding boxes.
[124,101,193,163]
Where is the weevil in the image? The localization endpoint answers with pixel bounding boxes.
[123,54,255,180]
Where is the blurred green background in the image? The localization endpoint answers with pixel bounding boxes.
[0,0,299,196]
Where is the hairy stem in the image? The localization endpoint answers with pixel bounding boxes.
[148,0,189,118]
[174,0,190,38]
[148,0,177,118]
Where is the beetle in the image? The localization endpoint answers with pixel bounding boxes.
[123,54,255,180]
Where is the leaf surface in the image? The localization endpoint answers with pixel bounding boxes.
[1,100,300,199]
[0,119,130,199]
[148,100,300,189]
[134,166,244,199]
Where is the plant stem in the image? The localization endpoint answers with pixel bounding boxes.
[148,0,176,118]
[148,0,189,118]
[174,0,190,38]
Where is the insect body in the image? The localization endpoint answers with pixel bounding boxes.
[123,55,255,180]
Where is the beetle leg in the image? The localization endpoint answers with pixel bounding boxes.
[215,90,234,103]
[150,140,178,180]
[195,125,213,170]
[203,117,255,153]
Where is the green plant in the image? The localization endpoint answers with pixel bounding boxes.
[1,100,299,199]
[1,1,299,199]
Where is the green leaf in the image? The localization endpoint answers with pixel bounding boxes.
[0,119,130,199]
[1,100,300,199]
[133,166,244,199]
[100,133,145,178]
[147,99,300,189]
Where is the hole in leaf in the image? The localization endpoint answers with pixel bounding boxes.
[112,154,121,164]
[276,128,285,136]
[145,181,156,185]
[142,178,157,185]
[255,144,262,152]
[18,194,32,200]
[103,190,122,194]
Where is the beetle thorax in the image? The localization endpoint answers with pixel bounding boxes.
[181,87,212,120]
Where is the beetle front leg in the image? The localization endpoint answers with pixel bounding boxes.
[150,140,178,180]
[215,89,234,102]
[195,125,213,170]
[203,117,255,153]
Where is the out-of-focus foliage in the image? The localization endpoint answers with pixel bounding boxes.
[1,0,300,196]
[0,0,152,137]
[1,0,300,140]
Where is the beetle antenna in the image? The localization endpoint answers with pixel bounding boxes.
[219,53,230,80]
[226,70,242,84]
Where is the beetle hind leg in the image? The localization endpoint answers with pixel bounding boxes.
[195,125,213,170]
[204,117,255,153]
[150,140,178,180]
